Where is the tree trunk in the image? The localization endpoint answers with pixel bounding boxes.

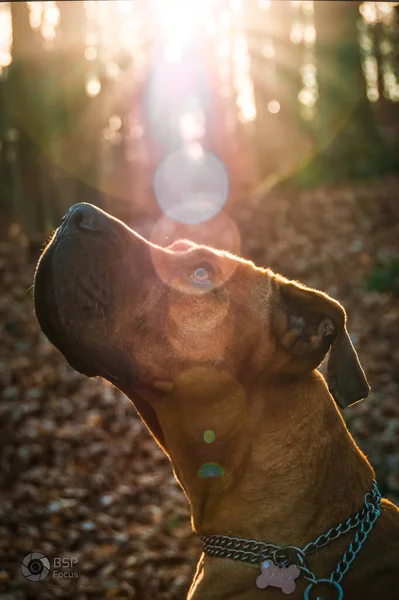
[49,1,100,222]
[303,0,395,184]
[57,1,86,52]
[8,2,46,238]
[10,2,36,60]
[243,1,299,180]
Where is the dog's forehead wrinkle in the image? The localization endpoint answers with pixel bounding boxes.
[163,239,265,268]
[167,239,197,252]
[171,249,215,268]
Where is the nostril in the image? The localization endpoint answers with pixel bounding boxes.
[69,207,86,230]
[62,203,111,236]
[67,204,99,232]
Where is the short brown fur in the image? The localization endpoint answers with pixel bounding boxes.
[34,204,399,600]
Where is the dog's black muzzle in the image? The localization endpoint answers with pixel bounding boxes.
[33,203,144,381]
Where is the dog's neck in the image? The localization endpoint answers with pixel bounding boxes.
[150,369,374,548]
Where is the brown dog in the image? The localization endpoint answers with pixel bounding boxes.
[34,203,399,599]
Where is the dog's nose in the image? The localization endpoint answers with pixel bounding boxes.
[63,203,110,234]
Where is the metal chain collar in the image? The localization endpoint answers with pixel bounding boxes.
[201,481,381,591]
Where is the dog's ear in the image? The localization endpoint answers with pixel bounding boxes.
[273,279,370,408]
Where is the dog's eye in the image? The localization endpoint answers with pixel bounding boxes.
[190,264,213,287]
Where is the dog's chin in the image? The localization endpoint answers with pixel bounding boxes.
[34,245,99,378]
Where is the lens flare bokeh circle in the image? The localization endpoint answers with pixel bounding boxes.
[203,429,216,443]
[153,146,229,225]
[198,463,224,478]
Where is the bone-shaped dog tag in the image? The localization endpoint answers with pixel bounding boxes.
[256,560,300,595]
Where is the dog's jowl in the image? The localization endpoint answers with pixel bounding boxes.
[34,203,399,600]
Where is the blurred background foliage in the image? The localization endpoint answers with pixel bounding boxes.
[1,1,399,240]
